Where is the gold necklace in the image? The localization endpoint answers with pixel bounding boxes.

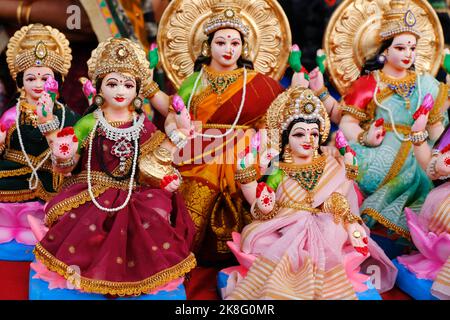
[20,100,38,127]
[203,64,243,106]
[279,154,327,205]
[379,70,416,110]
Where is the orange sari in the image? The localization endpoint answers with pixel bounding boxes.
[176,68,283,262]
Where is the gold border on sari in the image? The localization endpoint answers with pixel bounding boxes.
[362,207,410,239]
[34,243,196,296]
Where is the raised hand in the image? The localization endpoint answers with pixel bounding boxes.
[435,148,450,177]
[160,173,181,192]
[411,93,434,132]
[364,118,385,147]
[335,130,357,165]
[346,222,369,257]
[255,182,276,216]
[308,67,325,93]
[165,95,194,149]
[79,77,96,105]
[36,76,58,124]
[51,127,78,172]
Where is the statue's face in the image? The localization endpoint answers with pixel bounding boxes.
[288,121,320,160]
[210,28,243,69]
[23,66,55,102]
[384,33,417,71]
[100,72,137,110]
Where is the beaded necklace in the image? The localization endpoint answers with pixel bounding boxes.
[279,154,326,205]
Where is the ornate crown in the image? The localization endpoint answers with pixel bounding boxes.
[6,24,72,80]
[379,0,421,40]
[266,87,330,152]
[203,0,250,37]
[87,37,151,93]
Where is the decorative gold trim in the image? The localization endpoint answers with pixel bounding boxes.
[0,166,32,178]
[61,171,136,190]
[364,87,394,126]
[253,202,281,220]
[139,130,166,157]
[45,185,109,226]
[4,149,53,171]
[378,140,412,189]
[383,122,411,135]
[362,207,410,239]
[201,123,251,130]
[34,243,196,296]
[341,105,368,121]
[278,200,320,214]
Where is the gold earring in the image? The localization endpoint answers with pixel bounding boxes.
[283,145,293,163]
[311,136,319,158]
[201,41,211,57]
[241,42,250,60]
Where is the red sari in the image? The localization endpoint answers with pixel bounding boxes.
[33,117,196,296]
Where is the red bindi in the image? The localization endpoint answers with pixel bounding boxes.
[227,35,231,38]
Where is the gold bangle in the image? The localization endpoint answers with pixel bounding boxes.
[357,130,367,146]
[143,81,160,99]
[253,202,280,221]
[234,165,257,184]
[316,86,329,102]
[16,1,24,25]
[409,130,428,146]
[345,163,359,180]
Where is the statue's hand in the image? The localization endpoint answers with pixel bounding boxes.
[435,149,450,177]
[308,67,324,93]
[160,173,181,192]
[255,182,276,216]
[365,118,385,147]
[346,222,369,257]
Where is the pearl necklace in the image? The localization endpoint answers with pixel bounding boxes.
[15,98,66,190]
[187,66,247,138]
[373,70,421,142]
[87,112,140,212]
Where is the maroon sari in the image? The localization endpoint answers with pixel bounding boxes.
[34,117,196,296]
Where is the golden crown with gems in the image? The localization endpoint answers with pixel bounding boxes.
[203,1,250,37]
[266,87,330,152]
[6,24,72,80]
[379,0,421,40]
[87,37,151,92]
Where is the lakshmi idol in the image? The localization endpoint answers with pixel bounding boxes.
[28,37,196,298]
[218,87,397,300]
[146,0,296,263]
[312,0,449,255]
[0,24,79,261]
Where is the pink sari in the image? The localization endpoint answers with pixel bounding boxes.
[223,156,397,300]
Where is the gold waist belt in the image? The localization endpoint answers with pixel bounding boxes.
[383,123,411,135]
[62,171,136,190]
[201,123,251,130]
[278,200,321,214]
[4,149,52,171]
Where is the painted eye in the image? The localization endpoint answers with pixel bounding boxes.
[293,133,305,138]
[232,42,240,47]
[107,83,117,88]
[125,84,134,89]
